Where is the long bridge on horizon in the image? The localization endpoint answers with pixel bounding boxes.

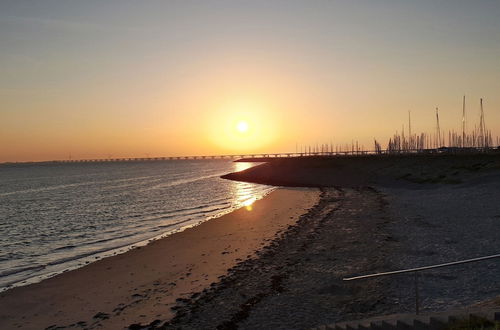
[57,151,370,163]
[21,146,500,164]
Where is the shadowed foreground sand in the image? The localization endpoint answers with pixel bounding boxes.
[0,188,319,329]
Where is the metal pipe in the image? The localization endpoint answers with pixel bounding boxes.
[414,272,419,315]
[343,253,500,281]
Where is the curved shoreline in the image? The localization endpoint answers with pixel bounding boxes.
[0,187,320,329]
[0,187,275,293]
[158,187,397,329]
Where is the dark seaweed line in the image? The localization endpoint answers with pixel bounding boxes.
[147,188,344,330]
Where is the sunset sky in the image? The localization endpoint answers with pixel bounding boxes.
[1,1,500,162]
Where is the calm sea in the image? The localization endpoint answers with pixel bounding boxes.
[0,160,272,291]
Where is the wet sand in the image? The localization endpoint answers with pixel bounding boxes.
[161,187,398,329]
[0,188,319,330]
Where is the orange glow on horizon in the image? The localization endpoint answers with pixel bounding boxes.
[2,2,500,163]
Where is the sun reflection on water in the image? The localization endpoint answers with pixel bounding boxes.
[242,196,256,211]
[233,162,258,211]
[233,161,254,172]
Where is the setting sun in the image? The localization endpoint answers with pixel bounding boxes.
[237,121,249,133]
[205,99,280,153]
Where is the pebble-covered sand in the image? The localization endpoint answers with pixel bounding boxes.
[380,170,500,313]
[149,188,400,329]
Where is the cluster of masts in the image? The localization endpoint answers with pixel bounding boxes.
[297,96,498,155]
[295,141,366,155]
[383,96,496,153]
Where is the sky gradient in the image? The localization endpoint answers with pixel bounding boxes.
[1,0,500,162]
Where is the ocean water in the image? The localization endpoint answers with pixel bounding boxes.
[0,160,272,291]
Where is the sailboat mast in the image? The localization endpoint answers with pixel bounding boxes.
[462,95,466,148]
[479,98,486,147]
[408,110,412,150]
[436,107,441,148]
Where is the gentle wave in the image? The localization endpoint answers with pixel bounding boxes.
[0,160,273,291]
[0,174,167,197]
[0,265,46,278]
[140,172,228,191]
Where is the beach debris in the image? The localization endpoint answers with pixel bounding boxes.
[93,311,110,320]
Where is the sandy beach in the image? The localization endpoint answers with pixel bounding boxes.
[162,187,399,329]
[0,188,319,329]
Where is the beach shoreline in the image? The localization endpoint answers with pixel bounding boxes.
[0,186,275,293]
[0,188,320,329]
[161,187,399,329]
[0,160,274,293]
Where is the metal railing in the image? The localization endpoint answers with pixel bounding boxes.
[343,253,500,314]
